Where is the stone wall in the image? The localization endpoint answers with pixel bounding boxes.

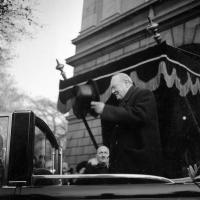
[64,115,102,169]
[81,0,149,33]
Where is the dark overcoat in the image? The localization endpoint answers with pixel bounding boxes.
[101,86,163,175]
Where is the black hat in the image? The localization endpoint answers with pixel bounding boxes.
[72,79,100,118]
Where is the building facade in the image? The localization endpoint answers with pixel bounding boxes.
[63,0,200,169]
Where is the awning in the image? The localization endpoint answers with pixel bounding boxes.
[57,42,200,114]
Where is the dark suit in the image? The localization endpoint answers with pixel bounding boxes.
[84,163,109,174]
[101,86,163,175]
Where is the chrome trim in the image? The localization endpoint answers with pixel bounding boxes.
[0,113,12,185]
[32,173,175,184]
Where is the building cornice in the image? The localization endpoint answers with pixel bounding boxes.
[73,0,160,44]
[66,0,200,67]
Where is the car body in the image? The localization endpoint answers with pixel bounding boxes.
[0,110,200,199]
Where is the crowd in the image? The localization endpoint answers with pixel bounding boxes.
[32,145,109,185]
[33,145,109,175]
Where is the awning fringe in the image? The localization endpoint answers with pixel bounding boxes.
[100,61,200,103]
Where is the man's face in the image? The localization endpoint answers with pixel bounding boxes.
[45,160,55,173]
[62,162,69,174]
[110,76,127,100]
[96,146,109,164]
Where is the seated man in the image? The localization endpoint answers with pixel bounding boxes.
[45,160,56,174]
[33,161,59,186]
[85,145,109,174]
[62,162,70,174]
[76,161,87,174]
[62,161,72,185]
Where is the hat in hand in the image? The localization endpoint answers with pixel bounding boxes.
[72,79,100,118]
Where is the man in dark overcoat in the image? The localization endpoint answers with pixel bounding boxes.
[91,73,163,175]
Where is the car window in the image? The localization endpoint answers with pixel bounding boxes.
[0,116,10,186]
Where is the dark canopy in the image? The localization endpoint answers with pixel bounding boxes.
[57,42,200,114]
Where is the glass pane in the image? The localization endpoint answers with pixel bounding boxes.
[0,117,9,185]
[33,127,56,173]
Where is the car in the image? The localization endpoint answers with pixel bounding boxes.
[0,110,200,199]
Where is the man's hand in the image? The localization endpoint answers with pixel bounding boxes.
[88,158,98,166]
[91,101,105,114]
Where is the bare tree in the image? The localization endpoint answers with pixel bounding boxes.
[0,0,43,111]
[24,96,68,138]
[24,97,69,160]
[0,71,26,112]
[0,0,40,65]
[0,1,68,158]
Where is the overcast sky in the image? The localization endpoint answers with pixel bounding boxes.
[9,0,83,102]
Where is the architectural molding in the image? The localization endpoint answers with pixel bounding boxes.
[66,0,200,68]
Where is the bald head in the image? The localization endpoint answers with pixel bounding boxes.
[112,73,133,84]
[110,73,133,100]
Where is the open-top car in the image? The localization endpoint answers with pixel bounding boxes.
[0,108,200,200]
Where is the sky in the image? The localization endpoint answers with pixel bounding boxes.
[9,0,83,102]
